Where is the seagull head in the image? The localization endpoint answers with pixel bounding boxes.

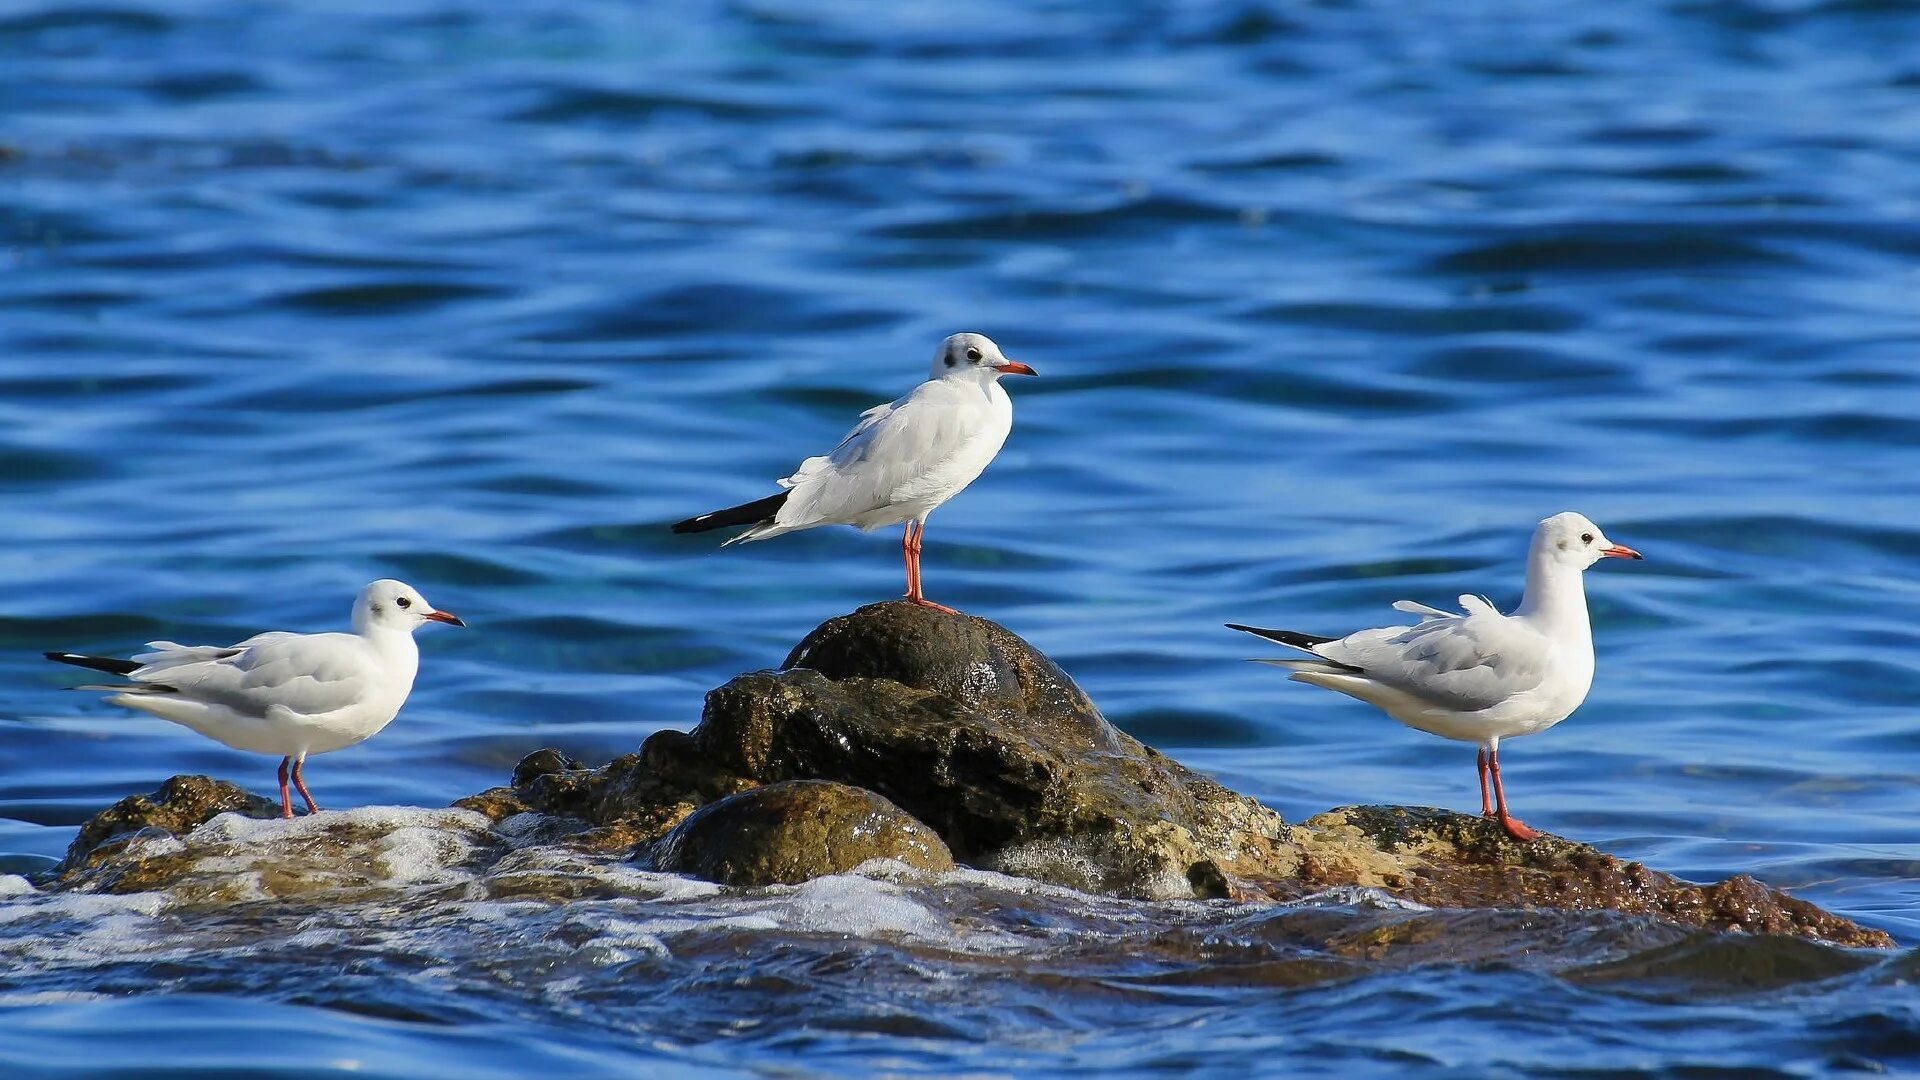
[931,333,1036,382]
[1533,511,1642,570]
[355,579,466,634]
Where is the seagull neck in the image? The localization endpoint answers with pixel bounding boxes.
[356,620,420,658]
[1516,554,1589,635]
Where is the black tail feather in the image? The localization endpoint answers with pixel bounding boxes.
[45,651,140,676]
[1224,624,1337,650]
[672,491,789,535]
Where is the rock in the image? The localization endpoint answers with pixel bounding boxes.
[41,604,1890,950]
[690,601,1289,899]
[652,780,954,887]
[59,774,279,879]
[1277,806,1893,949]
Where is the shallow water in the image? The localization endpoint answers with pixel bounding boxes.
[4,0,1920,1075]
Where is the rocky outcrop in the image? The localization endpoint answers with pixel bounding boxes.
[652,780,954,886]
[44,601,1894,949]
[1274,806,1887,947]
[58,775,279,887]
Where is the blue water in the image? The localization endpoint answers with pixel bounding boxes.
[5,0,1920,1075]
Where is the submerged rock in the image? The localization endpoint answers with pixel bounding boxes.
[652,780,954,886]
[47,602,1892,949]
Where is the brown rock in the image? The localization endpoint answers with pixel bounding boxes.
[688,601,1289,899]
[651,779,955,887]
[60,774,278,876]
[1276,806,1892,949]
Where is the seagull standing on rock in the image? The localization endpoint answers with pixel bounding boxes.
[1228,512,1642,841]
[673,332,1036,614]
[46,579,464,819]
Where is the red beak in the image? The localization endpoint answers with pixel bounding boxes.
[423,610,467,627]
[1600,545,1643,561]
[994,360,1037,377]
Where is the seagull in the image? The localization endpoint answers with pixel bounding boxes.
[45,579,464,819]
[1228,512,1642,841]
[672,332,1036,614]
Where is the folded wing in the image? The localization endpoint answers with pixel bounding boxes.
[1314,596,1553,713]
[129,632,374,720]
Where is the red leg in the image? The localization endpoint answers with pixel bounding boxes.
[904,520,958,614]
[1487,746,1540,841]
[276,756,294,819]
[291,755,320,815]
[902,521,915,597]
[1476,747,1493,818]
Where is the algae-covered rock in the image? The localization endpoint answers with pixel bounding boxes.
[63,804,498,902]
[1278,806,1892,949]
[43,603,1892,950]
[58,774,279,881]
[652,780,954,887]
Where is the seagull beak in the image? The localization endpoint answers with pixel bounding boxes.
[1600,544,1643,561]
[423,610,467,627]
[994,360,1037,376]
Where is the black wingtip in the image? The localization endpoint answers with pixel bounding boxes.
[1225,624,1340,648]
[45,651,142,676]
[671,491,790,535]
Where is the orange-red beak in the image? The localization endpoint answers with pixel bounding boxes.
[423,610,467,627]
[1600,544,1643,561]
[994,360,1037,376]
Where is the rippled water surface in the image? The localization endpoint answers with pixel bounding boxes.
[5,0,1920,1075]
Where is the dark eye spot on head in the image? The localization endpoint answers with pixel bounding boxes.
[1581,533,1594,544]
[944,355,956,367]
[966,346,982,362]
[396,596,412,609]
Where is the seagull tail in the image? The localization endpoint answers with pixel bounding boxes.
[43,652,140,677]
[1226,624,1365,673]
[672,491,790,537]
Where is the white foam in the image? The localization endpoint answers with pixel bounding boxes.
[0,875,35,898]
[190,805,490,845]
[777,872,952,940]
[0,991,111,1006]
[375,826,476,885]
[1288,886,1431,912]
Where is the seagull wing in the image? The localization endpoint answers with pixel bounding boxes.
[1314,597,1553,713]
[774,381,995,527]
[130,631,376,720]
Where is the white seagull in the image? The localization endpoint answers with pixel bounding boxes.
[46,579,464,819]
[672,332,1036,613]
[1228,512,1642,840]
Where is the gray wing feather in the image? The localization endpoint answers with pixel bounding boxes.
[775,383,988,526]
[130,632,372,718]
[1315,598,1552,712]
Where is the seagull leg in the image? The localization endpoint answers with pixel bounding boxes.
[276,756,294,820]
[1487,744,1540,841]
[903,520,958,614]
[1476,747,1494,818]
[290,753,320,816]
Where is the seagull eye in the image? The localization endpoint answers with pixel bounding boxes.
[1580,533,1594,544]
[396,596,412,609]
[965,347,982,362]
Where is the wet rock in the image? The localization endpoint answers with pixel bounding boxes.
[652,779,955,887]
[1277,806,1892,949]
[41,604,1890,950]
[59,774,278,880]
[67,805,498,902]
[691,601,1288,899]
